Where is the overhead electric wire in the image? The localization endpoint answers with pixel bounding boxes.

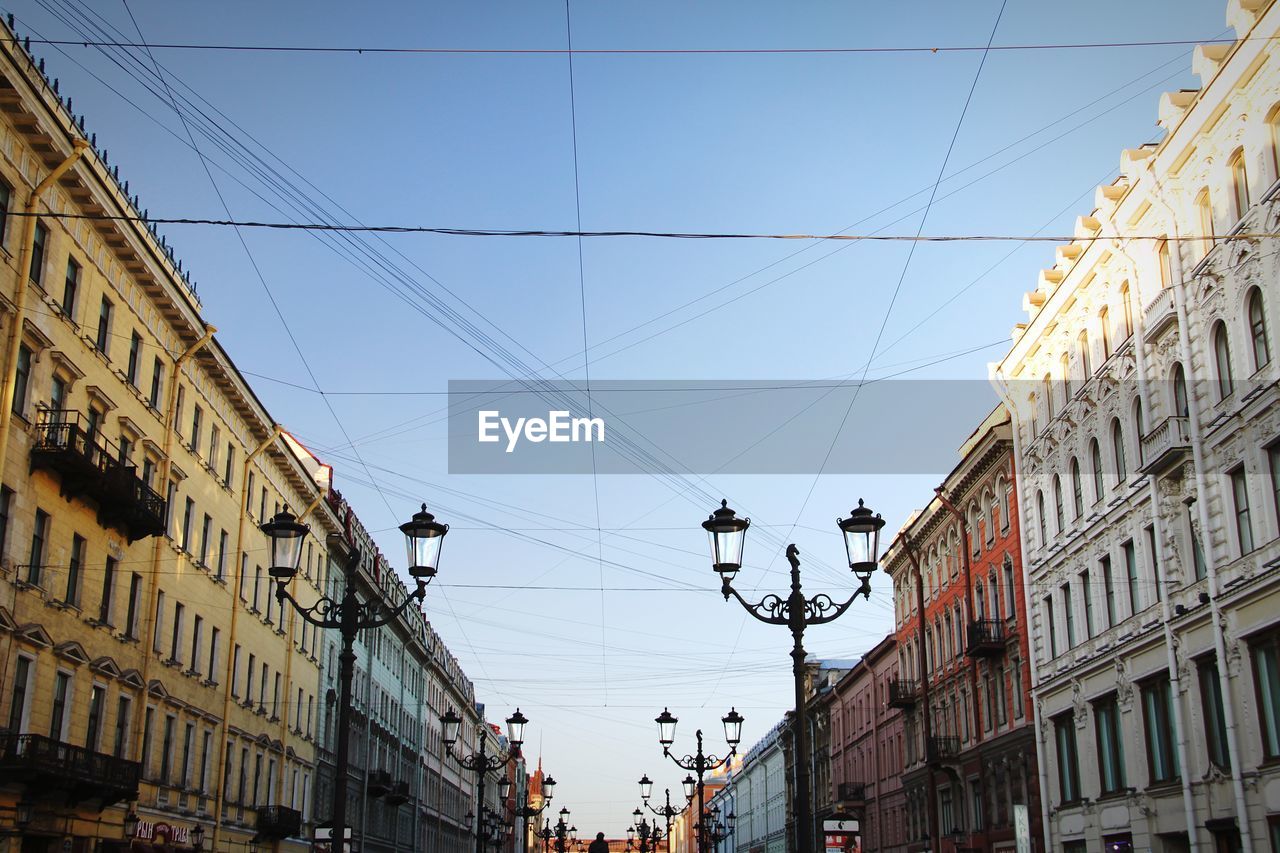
[4,32,1267,56]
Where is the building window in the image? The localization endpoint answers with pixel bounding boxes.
[1172,362,1189,417]
[1120,282,1134,340]
[7,656,31,732]
[96,297,113,356]
[1078,330,1091,380]
[1123,540,1140,616]
[1146,525,1163,603]
[1199,655,1230,770]
[1036,491,1046,546]
[113,696,131,758]
[224,444,235,488]
[1100,306,1112,359]
[1091,439,1105,504]
[1230,149,1250,221]
[1251,633,1280,759]
[149,357,164,409]
[181,497,195,552]
[1214,322,1235,401]
[170,602,185,664]
[190,405,202,454]
[1197,188,1214,259]
[62,258,79,317]
[190,615,204,675]
[1230,467,1254,555]
[1269,443,1280,529]
[1112,419,1127,484]
[98,556,117,624]
[1102,555,1116,628]
[85,683,105,750]
[1141,676,1179,784]
[1062,582,1076,648]
[126,332,142,386]
[199,514,211,566]
[0,180,10,245]
[1094,693,1126,794]
[13,344,31,417]
[1187,502,1207,580]
[29,220,46,283]
[1249,288,1272,371]
[64,533,85,607]
[125,572,142,639]
[27,508,48,586]
[1053,475,1064,533]
[208,627,220,683]
[160,715,175,784]
[0,485,11,560]
[1054,712,1081,803]
[49,671,71,739]
[216,530,228,580]
[1069,457,1083,518]
[1081,570,1095,638]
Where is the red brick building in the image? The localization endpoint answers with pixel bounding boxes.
[881,406,1042,853]
[829,635,909,852]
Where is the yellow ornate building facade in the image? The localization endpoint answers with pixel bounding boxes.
[0,17,340,853]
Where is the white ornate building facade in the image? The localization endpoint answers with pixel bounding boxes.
[991,1,1280,851]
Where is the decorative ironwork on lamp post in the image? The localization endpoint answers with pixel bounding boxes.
[653,707,742,853]
[631,808,666,853]
[441,706,529,853]
[638,775,682,850]
[700,498,884,853]
[262,503,449,853]
[516,774,555,853]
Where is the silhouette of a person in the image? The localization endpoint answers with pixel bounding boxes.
[588,832,609,853]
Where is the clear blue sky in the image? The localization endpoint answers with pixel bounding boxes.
[7,0,1225,835]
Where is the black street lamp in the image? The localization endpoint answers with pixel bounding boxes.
[653,708,741,853]
[701,498,884,853]
[639,776,680,849]
[442,707,529,853]
[516,773,555,852]
[263,503,449,853]
[190,824,205,853]
[631,810,665,853]
[538,808,573,853]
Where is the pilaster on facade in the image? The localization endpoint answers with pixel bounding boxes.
[991,1,1280,850]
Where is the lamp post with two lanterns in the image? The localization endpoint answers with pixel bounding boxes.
[261,503,449,853]
[638,775,680,849]
[699,498,884,853]
[653,707,742,853]
[442,707,529,853]
[515,774,555,853]
[628,808,665,853]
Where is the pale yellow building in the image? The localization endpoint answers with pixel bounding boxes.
[0,16,342,853]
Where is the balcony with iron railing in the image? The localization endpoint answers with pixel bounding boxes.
[836,782,866,805]
[367,769,392,798]
[887,679,918,709]
[1139,416,1192,476]
[965,620,1006,658]
[385,780,411,806]
[927,736,960,764]
[29,409,166,541]
[255,805,302,840]
[0,730,139,805]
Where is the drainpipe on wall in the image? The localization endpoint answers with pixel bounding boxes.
[211,424,283,853]
[1154,182,1254,853]
[1106,225,1201,852]
[988,375,1053,853]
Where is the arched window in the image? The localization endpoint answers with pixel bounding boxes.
[1100,306,1112,359]
[1133,398,1145,465]
[1090,438,1104,503]
[1213,321,1234,400]
[1112,418,1127,483]
[1043,374,1054,420]
[1157,238,1172,288]
[943,611,953,660]
[1078,330,1092,379]
[1070,457,1083,518]
[1036,490,1047,545]
[1196,188,1214,260]
[976,585,986,621]
[1172,362,1189,417]
[1052,475,1064,533]
[1027,394,1038,439]
[1061,352,1072,402]
[990,575,1001,621]
[1248,287,1271,370]
[1230,149,1250,221]
[1269,104,1280,179]
[954,604,964,655]
[1120,282,1134,340]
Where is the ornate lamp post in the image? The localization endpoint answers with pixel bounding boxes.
[701,498,884,853]
[631,809,665,853]
[638,777,680,852]
[263,503,449,853]
[441,706,529,853]
[653,708,742,853]
[516,774,555,853]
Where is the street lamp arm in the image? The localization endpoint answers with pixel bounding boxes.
[721,581,789,625]
[447,745,516,774]
[803,589,868,625]
[273,586,343,630]
[662,749,733,774]
[350,585,426,630]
